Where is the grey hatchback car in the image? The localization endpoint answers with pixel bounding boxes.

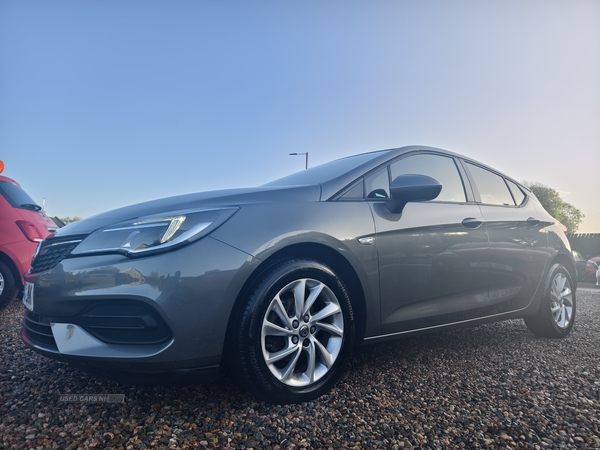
[22,146,576,404]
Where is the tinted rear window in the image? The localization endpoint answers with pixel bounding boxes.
[465,162,515,206]
[0,180,39,209]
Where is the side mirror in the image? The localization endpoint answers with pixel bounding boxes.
[387,174,442,214]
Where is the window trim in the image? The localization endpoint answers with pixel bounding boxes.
[460,159,526,208]
[332,150,477,204]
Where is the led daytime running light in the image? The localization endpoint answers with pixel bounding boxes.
[134,216,186,244]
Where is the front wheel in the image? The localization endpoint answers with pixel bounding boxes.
[525,263,576,338]
[231,259,355,404]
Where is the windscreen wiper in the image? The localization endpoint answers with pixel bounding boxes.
[20,203,42,211]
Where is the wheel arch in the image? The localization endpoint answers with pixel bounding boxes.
[224,242,367,357]
[550,252,578,291]
[0,251,22,290]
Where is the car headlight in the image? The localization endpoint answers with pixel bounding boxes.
[71,207,238,257]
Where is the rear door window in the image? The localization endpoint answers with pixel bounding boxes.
[465,162,515,206]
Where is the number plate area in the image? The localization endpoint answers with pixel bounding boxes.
[22,281,34,311]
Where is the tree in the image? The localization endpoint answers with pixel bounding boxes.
[60,216,82,225]
[524,182,584,233]
[561,203,585,234]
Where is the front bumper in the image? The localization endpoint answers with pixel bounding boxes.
[21,236,257,377]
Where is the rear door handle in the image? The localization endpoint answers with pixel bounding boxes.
[527,217,540,227]
[462,218,483,229]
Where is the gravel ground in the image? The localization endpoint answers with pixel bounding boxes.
[1,290,599,449]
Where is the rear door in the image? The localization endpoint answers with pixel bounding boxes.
[461,161,548,311]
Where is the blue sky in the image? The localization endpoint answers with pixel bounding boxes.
[1,1,599,231]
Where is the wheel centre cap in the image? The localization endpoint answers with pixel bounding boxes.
[299,326,309,338]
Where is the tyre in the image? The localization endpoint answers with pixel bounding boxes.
[0,261,18,311]
[231,259,355,404]
[525,263,575,338]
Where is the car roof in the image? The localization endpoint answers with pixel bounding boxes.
[0,175,22,188]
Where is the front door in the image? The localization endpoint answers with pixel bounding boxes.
[366,153,492,336]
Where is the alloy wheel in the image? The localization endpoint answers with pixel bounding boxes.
[261,278,344,387]
[550,272,573,329]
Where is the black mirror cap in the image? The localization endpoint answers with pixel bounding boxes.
[386,174,442,214]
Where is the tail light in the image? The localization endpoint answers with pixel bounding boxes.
[16,220,45,243]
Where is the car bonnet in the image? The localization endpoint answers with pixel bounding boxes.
[49,184,322,238]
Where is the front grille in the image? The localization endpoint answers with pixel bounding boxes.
[23,310,58,350]
[78,302,172,345]
[30,239,82,273]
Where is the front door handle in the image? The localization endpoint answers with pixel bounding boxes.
[462,218,483,229]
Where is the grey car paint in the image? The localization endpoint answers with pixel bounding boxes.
[21,145,576,403]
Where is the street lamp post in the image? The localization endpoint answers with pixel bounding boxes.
[289,152,309,169]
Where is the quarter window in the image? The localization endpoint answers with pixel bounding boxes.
[390,154,466,202]
[506,179,526,206]
[365,168,390,199]
[466,162,515,206]
[339,181,364,200]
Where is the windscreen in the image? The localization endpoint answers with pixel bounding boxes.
[0,180,41,210]
[266,150,390,187]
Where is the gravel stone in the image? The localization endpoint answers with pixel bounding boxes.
[1,290,599,449]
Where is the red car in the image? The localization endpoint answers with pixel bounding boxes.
[0,175,57,310]
[585,256,600,283]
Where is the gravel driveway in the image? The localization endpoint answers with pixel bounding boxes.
[1,290,599,449]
